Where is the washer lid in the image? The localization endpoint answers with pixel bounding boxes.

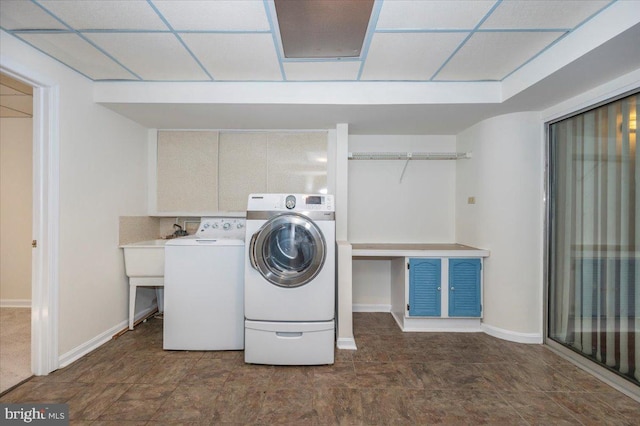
[249,213,326,288]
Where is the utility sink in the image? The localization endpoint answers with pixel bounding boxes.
[120,239,167,277]
[120,239,167,330]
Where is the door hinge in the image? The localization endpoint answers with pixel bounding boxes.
[32,240,37,248]
[406,303,410,311]
[407,263,410,270]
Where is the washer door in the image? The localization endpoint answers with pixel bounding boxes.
[250,213,326,288]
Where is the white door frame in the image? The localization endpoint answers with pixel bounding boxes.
[1,64,60,376]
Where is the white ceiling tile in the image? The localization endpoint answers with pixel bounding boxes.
[38,0,167,30]
[85,33,210,81]
[283,61,362,81]
[0,0,67,30]
[481,0,612,29]
[153,0,270,31]
[360,32,467,80]
[376,0,496,30]
[436,31,564,81]
[17,33,137,80]
[181,33,282,81]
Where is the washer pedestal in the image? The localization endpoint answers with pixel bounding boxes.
[244,320,335,365]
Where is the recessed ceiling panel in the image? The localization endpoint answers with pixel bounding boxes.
[275,0,374,58]
[38,0,168,30]
[181,33,281,81]
[283,61,362,81]
[436,31,564,81]
[0,0,67,30]
[360,32,467,81]
[153,0,270,31]
[481,0,612,29]
[377,0,496,30]
[18,33,137,80]
[86,33,209,81]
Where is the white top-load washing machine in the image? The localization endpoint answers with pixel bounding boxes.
[163,217,245,351]
[244,194,335,365]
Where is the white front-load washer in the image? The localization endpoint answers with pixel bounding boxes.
[244,194,335,365]
[163,217,245,351]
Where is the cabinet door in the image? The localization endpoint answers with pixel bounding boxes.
[408,258,441,317]
[156,131,218,213]
[448,258,481,317]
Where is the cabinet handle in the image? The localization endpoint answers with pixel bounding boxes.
[437,286,441,291]
[450,287,455,291]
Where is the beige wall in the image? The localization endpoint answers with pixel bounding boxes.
[0,117,32,303]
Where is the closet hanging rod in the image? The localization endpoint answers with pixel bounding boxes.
[348,152,471,160]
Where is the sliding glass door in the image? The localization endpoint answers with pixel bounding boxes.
[548,91,638,386]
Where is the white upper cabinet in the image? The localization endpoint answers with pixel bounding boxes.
[151,130,328,215]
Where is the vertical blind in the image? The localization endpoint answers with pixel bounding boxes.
[548,92,639,385]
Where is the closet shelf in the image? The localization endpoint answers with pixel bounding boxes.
[348,152,471,160]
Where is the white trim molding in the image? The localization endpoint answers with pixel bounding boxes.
[481,323,543,344]
[59,306,158,368]
[352,304,391,312]
[336,337,357,350]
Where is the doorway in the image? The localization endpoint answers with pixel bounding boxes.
[0,72,33,393]
[0,65,59,392]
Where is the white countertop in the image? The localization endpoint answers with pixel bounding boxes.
[351,243,490,258]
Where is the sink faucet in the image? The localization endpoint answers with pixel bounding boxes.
[173,223,188,237]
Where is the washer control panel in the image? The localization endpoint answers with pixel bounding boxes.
[197,218,245,239]
[248,194,334,212]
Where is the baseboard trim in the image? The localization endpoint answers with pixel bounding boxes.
[481,323,543,344]
[58,306,157,368]
[352,304,391,312]
[336,337,357,350]
[0,299,31,308]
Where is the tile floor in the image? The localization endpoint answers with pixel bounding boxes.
[1,312,639,425]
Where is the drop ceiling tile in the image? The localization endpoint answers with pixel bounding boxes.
[0,94,33,115]
[181,33,281,81]
[17,33,137,80]
[283,61,361,81]
[360,32,467,81]
[436,31,564,81]
[376,0,496,30]
[481,0,612,29]
[153,0,270,31]
[85,33,210,81]
[0,0,67,30]
[38,0,167,30]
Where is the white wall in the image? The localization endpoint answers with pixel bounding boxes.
[1,32,153,357]
[456,112,544,339]
[349,135,457,309]
[0,117,32,303]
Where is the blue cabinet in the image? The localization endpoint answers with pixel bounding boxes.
[408,258,441,316]
[407,257,482,318]
[448,258,482,317]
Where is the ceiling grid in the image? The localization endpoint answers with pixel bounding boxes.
[0,0,617,83]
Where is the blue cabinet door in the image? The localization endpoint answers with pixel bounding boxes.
[409,258,441,317]
[448,258,481,317]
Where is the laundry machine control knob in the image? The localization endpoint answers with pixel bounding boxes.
[236,223,244,229]
[285,195,296,209]
[223,222,231,230]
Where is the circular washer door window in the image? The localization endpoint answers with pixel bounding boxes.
[250,213,326,287]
